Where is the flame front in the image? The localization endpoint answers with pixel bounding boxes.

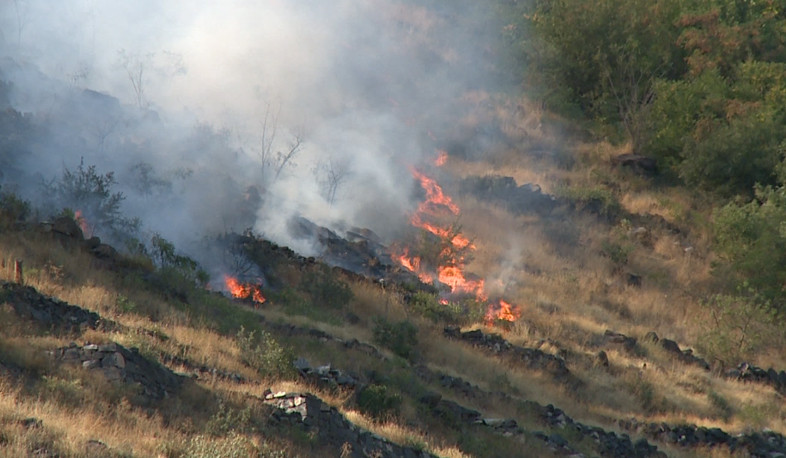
[74,210,92,238]
[484,299,522,325]
[395,159,521,326]
[224,275,266,306]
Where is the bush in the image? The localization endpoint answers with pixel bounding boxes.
[356,384,402,420]
[713,185,786,305]
[300,266,353,309]
[372,317,418,360]
[556,185,621,219]
[407,291,484,325]
[697,290,779,368]
[236,326,294,379]
[44,158,139,239]
[0,188,30,231]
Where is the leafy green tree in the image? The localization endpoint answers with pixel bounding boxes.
[713,184,786,304]
[531,0,685,145]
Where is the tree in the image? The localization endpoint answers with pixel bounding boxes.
[256,102,304,182]
[45,158,138,239]
[314,157,350,206]
[117,49,155,109]
[531,0,685,146]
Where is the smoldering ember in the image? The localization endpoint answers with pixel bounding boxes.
[1,1,786,457]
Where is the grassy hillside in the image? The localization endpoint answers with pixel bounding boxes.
[2,92,785,457]
[2,1,786,457]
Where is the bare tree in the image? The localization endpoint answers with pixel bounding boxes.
[117,49,153,108]
[315,157,351,206]
[12,0,30,47]
[257,102,304,182]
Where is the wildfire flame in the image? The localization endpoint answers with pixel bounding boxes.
[224,275,266,305]
[434,149,448,167]
[74,210,92,238]
[484,299,522,325]
[395,159,521,326]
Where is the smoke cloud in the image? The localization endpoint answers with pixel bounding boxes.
[0,0,505,271]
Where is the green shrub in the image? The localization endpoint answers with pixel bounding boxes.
[206,400,253,436]
[236,326,294,379]
[357,384,402,420]
[407,291,484,325]
[697,290,778,368]
[556,185,621,219]
[44,158,139,239]
[0,188,30,231]
[300,266,353,309]
[372,317,418,360]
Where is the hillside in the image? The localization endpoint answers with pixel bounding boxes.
[2,1,786,457]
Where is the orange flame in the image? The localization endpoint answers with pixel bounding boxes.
[394,166,522,327]
[484,299,522,325]
[74,210,91,238]
[224,275,266,306]
[434,149,448,167]
[410,168,460,215]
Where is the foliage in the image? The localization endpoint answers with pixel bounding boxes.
[372,317,418,360]
[556,185,621,219]
[528,0,685,144]
[151,233,209,287]
[697,289,779,367]
[0,187,30,231]
[300,266,353,310]
[182,433,264,458]
[356,384,402,420]
[713,185,786,304]
[236,326,294,379]
[206,400,254,436]
[407,291,484,325]
[45,158,139,239]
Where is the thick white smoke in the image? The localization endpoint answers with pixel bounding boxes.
[0,0,504,269]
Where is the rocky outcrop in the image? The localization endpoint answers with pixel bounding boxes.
[619,418,786,457]
[50,342,183,401]
[539,404,664,458]
[264,390,436,458]
[644,332,710,370]
[459,175,559,216]
[726,362,786,393]
[444,326,577,385]
[293,358,360,390]
[414,364,662,457]
[1,281,116,333]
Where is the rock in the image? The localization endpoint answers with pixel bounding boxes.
[612,154,658,175]
[51,216,83,239]
[659,339,680,354]
[643,331,659,344]
[604,330,637,353]
[596,351,609,367]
